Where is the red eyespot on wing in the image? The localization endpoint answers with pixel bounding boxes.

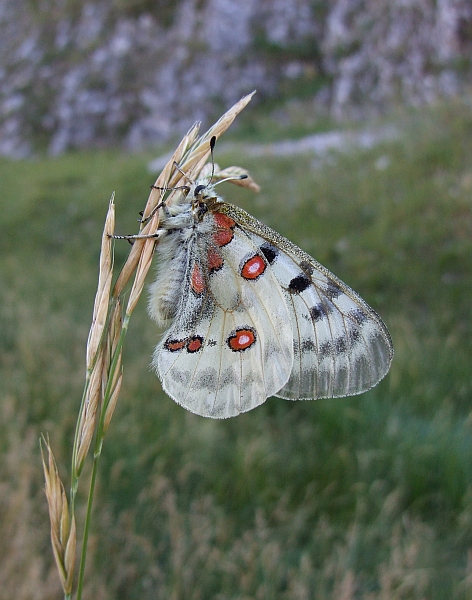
[186,335,204,353]
[227,327,257,352]
[213,229,233,247]
[213,212,235,247]
[241,255,266,280]
[191,263,205,294]
[165,338,187,352]
[207,246,224,272]
[213,212,235,229]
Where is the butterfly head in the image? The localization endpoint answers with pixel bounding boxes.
[189,179,222,221]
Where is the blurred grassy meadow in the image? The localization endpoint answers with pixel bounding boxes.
[1,98,472,599]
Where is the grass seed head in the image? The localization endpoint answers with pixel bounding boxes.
[41,438,76,595]
[86,195,115,370]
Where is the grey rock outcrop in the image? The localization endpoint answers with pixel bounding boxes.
[0,0,470,157]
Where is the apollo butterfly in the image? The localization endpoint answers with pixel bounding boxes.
[118,139,393,418]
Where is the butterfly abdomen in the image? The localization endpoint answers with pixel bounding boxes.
[148,227,193,326]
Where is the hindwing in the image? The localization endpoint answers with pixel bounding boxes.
[153,210,294,418]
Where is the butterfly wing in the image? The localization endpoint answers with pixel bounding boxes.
[218,203,394,400]
[153,214,294,418]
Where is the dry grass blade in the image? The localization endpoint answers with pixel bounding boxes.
[106,298,123,362]
[102,299,123,432]
[178,91,256,179]
[86,194,115,370]
[41,437,76,595]
[75,195,117,472]
[103,373,122,433]
[75,357,103,473]
[76,299,124,470]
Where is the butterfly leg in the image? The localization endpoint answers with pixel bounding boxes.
[139,184,191,225]
[108,230,164,242]
[139,198,169,224]
[139,201,164,224]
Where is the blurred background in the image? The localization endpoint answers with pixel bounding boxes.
[1,0,472,598]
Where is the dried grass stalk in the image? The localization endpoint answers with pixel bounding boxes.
[102,299,123,432]
[177,90,256,179]
[44,91,257,600]
[75,356,103,473]
[41,438,76,595]
[86,195,115,370]
[74,195,116,473]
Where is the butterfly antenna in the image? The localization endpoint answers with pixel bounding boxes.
[208,136,248,187]
[214,174,248,186]
[209,136,217,185]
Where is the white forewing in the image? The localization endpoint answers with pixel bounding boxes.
[218,203,393,400]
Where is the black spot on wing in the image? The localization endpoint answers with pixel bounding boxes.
[301,338,316,352]
[288,274,311,293]
[349,328,361,344]
[299,260,315,276]
[349,308,368,325]
[259,242,278,264]
[319,340,333,357]
[323,281,342,300]
[310,303,328,322]
[335,336,347,354]
[319,335,350,357]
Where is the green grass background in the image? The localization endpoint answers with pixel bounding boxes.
[1,98,472,599]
